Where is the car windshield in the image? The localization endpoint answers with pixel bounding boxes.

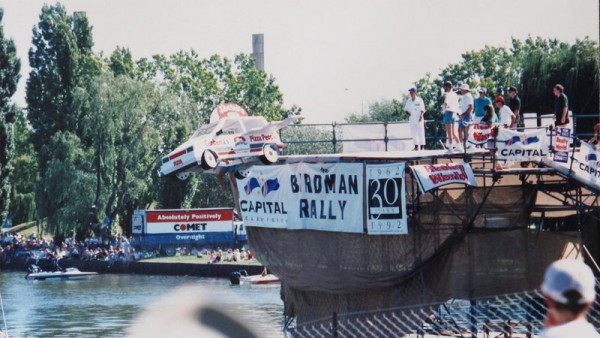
[243,117,268,131]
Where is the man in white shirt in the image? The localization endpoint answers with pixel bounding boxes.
[540,259,599,338]
[442,81,460,152]
[458,84,474,147]
[494,96,515,128]
[404,87,426,151]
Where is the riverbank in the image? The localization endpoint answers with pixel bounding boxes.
[2,256,265,278]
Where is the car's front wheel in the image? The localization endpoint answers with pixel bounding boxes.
[176,172,190,180]
[201,150,218,170]
[260,144,279,164]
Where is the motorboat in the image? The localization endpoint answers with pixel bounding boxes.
[25,265,98,281]
[229,269,279,286]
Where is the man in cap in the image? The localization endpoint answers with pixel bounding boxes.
[442,81,460,152]
[458,84,474,147]
[553,84,570,128]
[495,96,515,129]
[507,87,521,126]
[404,87,426,151]
[473,87,492,123]
[540,259,599,337]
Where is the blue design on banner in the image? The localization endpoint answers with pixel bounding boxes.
[244,177,280,197]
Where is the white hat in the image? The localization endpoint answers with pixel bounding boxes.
[459,84,470,91]
[541,259,596,304]
[478,87,487,94]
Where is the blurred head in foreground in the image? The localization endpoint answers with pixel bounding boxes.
[540,259,599,338]
[127,285,262,338]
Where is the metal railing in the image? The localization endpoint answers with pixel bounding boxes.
[290,280,600,338]
[279,113,598,155]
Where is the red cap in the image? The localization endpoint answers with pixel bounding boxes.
[495,96,505,104]
[595,123,600,132]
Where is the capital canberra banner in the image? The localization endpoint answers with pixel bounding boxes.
[570,142,600,190]
[497,128,549,162]
[410,162,477,193]
[237,163,365,233]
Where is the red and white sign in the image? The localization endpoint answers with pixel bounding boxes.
[554,127,570,152]
[144,209,233,234]
[468,122,493,145]
[410,163,477,193]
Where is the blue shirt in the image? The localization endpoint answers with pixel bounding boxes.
[474,97,492,118]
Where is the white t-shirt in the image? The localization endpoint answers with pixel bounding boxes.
[498,105,515,127]
[460,92,474,114]
[444,91,459,113]
[404,97,425,123]
[540,319,600,338]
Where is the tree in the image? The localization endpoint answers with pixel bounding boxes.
[81,70,196,234]
[0,7,21,226]
[145,51,296,123]
[10,109,38,225]
[35,131,95,237]
[345,99,406,123]
[26,4,94,157]
[517,37,599,133]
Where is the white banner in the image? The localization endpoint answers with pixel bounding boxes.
[411,163,477,193]
[341,124,387,153]
[570,142,600,190]
[237,165,290,229]
[468,122,493,145]
[341,123,413,153]
[144,209,233,234]
[366,163,408,235]
[237,163,365,233]
[497,128,549,162]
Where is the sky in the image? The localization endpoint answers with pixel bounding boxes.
[0,0,598,123]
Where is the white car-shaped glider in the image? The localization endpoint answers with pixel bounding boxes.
[159,103,299,180]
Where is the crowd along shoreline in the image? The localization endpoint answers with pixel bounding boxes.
[1,256,265,278]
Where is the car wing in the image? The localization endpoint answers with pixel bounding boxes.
[245,115,301,135]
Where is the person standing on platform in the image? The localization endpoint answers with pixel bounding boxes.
[495,96,515,128]
[442,81,460,152]
[458,84,474,148]
[404,87,426,151]
[481,104,498,124]
[540,259,600,338]
[474,87,492,123]
[507,87,522,126]
[553,84,570,128]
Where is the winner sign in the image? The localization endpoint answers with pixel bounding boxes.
[411,163,477,193]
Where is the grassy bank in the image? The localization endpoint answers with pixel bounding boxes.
[139,255,262,266]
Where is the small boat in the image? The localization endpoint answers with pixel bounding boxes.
[25,265,98,281]
[229,269,280,286]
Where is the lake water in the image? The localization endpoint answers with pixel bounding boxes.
[0,271,283,337]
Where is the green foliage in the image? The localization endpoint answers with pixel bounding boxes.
[517,37,599,122]
[280,125,340,155]
[35,132,95,236]
[109,47,134,77]
[10,109,37,225]
[26,4,94,155]
[0,8,21,226]
[354,37,600,147]
[81,70,194,232]
[345,99,406,123]
[142,51,295,123]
